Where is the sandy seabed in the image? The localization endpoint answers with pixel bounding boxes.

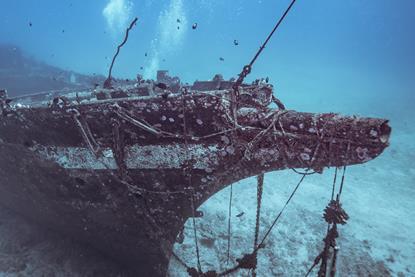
[168,127,415,277]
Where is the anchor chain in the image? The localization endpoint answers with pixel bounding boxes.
[252,173,264,277]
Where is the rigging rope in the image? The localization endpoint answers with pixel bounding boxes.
[233,0,298,89]
[337,166,346,200]
[190,192,203,273]
[257,171,307,249]
[230,0,296,128]
[331,167,338,203]
[291,168,317,176]
[68,108,101,156]
[181,88,203,274]
[215,171,308,277]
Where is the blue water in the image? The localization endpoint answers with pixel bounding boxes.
[0,0,414,276]
[2,0,414,123]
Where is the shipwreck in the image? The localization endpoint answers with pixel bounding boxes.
[0,69,390,275]
[0,1,391,276]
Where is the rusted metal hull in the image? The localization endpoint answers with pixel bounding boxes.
[0,85,390,276]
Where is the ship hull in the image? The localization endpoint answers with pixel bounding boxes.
[0,86,390,275]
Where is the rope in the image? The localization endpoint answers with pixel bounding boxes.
[291,168,317,176]
[337,166,346,200]
[233,0,298,89]
[304,257,319,277]
[257,171,307,249]
[216,172,307,276]
[244,110,288,160]
[111,102,258,141]
[190,192,202,273]
[112,104,161,136]
[68,108,101,156]
[212,172,309,277]
[331,167,338,202]
[230,0,296,131]
[74,89,294,198]
[181,88,203,273]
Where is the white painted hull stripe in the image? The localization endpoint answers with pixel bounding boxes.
[34,144,221,170]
